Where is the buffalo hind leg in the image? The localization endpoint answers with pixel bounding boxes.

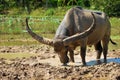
[94,41,103,64]
[80,46,87,66]
[102,37,109,63]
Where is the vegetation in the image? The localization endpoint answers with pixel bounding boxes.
[0,0,120,17]
[0,53,38,59]
[0,16,120,50]
[0,0,120,50]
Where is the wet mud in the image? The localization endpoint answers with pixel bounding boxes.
[0,45,120,80]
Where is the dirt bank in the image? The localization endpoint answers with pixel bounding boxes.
[0,45,120,80]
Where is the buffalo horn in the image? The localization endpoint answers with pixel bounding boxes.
[26,18,54,46]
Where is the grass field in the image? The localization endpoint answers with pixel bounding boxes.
[0,16,120,50]
[0,53,38,59]
[0,16,120,60]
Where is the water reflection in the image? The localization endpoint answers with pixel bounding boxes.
[87,58,120,66]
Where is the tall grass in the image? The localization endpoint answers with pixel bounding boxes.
[0,16,119,35]
[110,17,120,39]
[0,15,63,34]
[0,16,120,50]
[0,16,24,34]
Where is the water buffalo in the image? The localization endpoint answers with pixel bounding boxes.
[26,7,116,66]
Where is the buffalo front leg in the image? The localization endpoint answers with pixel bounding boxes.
[69,49,75,63]
[94,41,103,64]
[80,46,87,66]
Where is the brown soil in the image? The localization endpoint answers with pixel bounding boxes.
[0,45,120,80]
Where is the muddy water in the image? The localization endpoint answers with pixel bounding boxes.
[0,45,120,80]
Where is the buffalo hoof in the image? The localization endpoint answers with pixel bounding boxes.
[81,63,87,67]
[62,63,68,66]
[96,60,102,65]
[104,60,107,63]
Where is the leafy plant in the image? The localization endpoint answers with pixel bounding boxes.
[90,0,120,17]
[45,8,55,16]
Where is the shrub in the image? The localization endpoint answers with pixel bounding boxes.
[90,0,120,17]
[104,0,120,17]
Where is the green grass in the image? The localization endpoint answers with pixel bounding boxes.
[8,7,71,16]
[109,17,120,50]
[0,16,63,34]
[110,17,120,37]
[109,39,119,50]
[0,14,120,50]
[0,33,54,46]
[0,53,38,59]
